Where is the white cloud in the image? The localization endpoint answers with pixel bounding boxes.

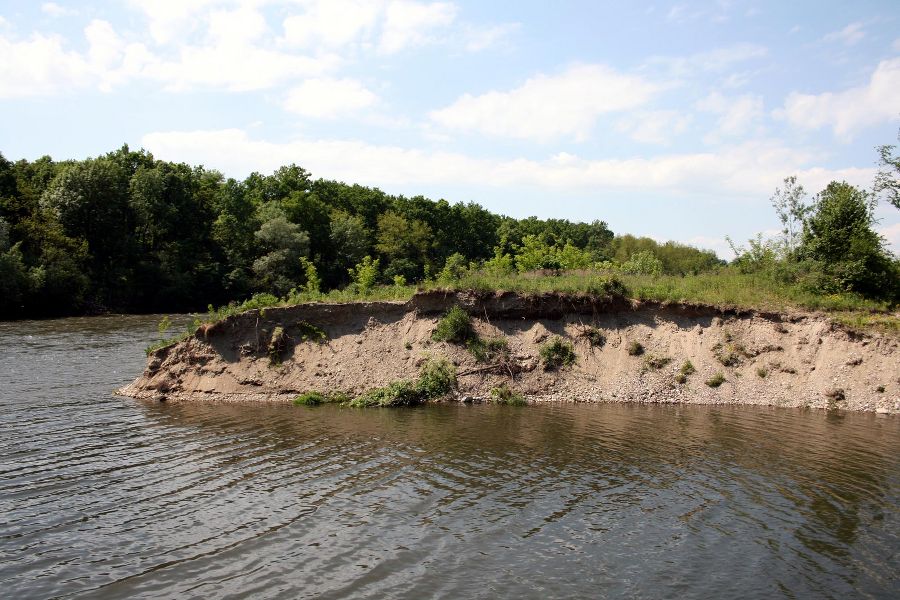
[141,128,875,202]
[778,57,900,139]
[462,22,519,52]
[697,91,764,139]
[646,43,768,77]
[379,0,457,54]
[823,22,865,46]
[283,78,378,117]
[0,32,91,97]
[281,0,382,49]
[430,64,660,141]
[127,0,222,44]
[41,3,77,18]
[615,110,691,145]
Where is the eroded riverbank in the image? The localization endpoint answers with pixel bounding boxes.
[118,291,900,413]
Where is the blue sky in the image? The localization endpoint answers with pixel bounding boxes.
[1,0,899,257]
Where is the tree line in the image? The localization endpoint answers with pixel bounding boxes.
[0,145,722,318]
[1,139,897,319]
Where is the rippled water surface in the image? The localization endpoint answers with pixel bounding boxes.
[1,316,898,599]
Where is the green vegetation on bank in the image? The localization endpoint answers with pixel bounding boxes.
[2,135,898,324]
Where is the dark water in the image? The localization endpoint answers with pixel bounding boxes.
[0,316,898,599]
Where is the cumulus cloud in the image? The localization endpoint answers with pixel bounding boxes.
[283,78,378,117]
[615,110,691,145]
[822,22,866,46]
[430,64,660,141]
[41,3,77,18]
[777,57,900,139]
[696,91,764,140]
[141,128,875,200]
[645,43,768,78]
[379,0,457,54]
[281,0,382,49]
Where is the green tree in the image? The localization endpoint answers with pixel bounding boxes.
[874,128,899,209]
[801,181,897,298]
[252,217,310,296]
[770,175,810,255]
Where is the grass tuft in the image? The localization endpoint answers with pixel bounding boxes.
[490,382,527,406]
[539,337,577,370]
[705,372,726,388]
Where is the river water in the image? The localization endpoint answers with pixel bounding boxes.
[0,315,898,599]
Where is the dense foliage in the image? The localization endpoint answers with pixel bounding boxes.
[1,142,897,319]
[0,145,720,318]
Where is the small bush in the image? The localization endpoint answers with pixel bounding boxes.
[432,306,476,344]
[490,383,527,406]
[349,359,457,408]
[540,337,577,370]
[350,380,421,407]
[404,341,413,350]
[296,321,327,343]
[643,354,672,370]
[581,327,606,348]
[416,358,457,398]
[627,341,644,356]
[675,360,695,384]
[756,366,769,378]
[706,372,726,388]
[468,336,509,362]
[293,391,349,406]
[876,385,885,393]
[268,326,287,364]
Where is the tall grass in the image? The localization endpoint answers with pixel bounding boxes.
[201,269,897,333]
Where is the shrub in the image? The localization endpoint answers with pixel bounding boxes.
[467,336,509,362]
[490,383,527,406]
[675,360,695,384]
[643,354,672,370]
[294,391,349,406]
[756,366,769,378]
[432,305,476,344]
[706,372,726,388]
[350,380,421,407]
[876,385,885,393]
[416,358,457,398]
[349,359,457,407]
[627,341,644,356]
[581,327,605,348]
[540,336,577,370]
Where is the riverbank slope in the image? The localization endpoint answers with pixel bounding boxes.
[117,291,900,413]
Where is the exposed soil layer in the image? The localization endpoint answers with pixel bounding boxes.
[117,291,900,413]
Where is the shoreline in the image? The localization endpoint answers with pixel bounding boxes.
[117,291,900,414]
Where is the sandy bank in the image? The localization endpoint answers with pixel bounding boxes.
[117,291,900,413]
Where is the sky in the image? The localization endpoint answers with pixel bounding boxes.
[1,0,899,258]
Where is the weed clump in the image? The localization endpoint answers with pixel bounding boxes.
[580,327,606,348]
[293,391,349,406]
[643,354,672,371]
[756,366,769,378]
[468,336,509,362]
[490,383,527,406]
[876,385,885,393]
[296,321,327,343]
[432,306,476,344]
[706,372,726,388]
[268,326,287,364]
[675,360,695,384]
[539,337,577,370]
[349,359,457,407]
[627,341,644,356]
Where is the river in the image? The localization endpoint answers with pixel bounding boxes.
[0,315,898,599]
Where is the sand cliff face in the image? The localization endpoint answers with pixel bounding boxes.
[117,291,900,413]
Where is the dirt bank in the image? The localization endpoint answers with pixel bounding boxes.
[117,291,900,413]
